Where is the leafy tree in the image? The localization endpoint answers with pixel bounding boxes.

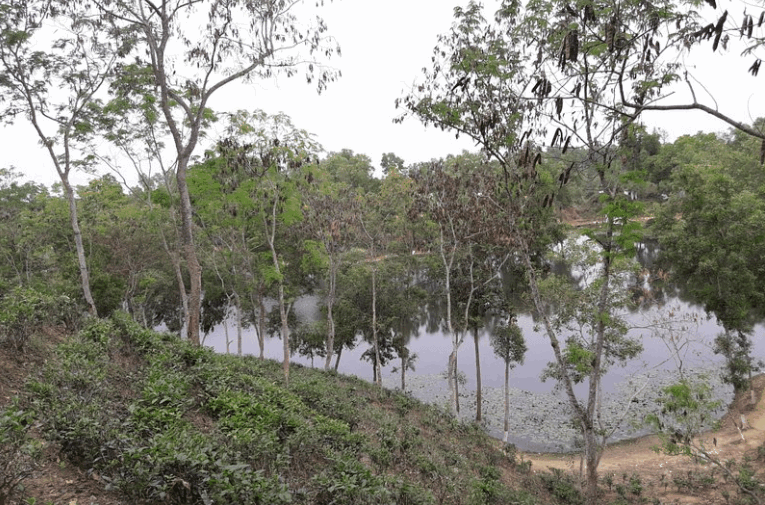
[190,131,266,355]
[96,0,340,344]
[490,318,527,444]
[510,0,765,149]
[78,175,171,319]
[331,254,370,371]
[322,150,380,193]
[653,126,765,396]
[399,3,650,502]
[646,378,763,504]
[455,247,511,422]
[411,154,509,415]
[380,152,406,175]
[0,0,122,316]
[212,111,321,383]
[0,169,49,290]
[357,192,387,389]
[300,165,358,370]
[377,255,427,392]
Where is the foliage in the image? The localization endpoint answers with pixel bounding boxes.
[538,467,584,505]
[0,287,77,351]
[15,312,542,505]
[491,319,527,366]
[93,0,341,343]
[653,127,765,391]
[646,378,723,456]
[0,403,41,505]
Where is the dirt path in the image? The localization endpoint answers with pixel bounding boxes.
[522,376,765,504]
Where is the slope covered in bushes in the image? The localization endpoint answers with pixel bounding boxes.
[2,314,556,505]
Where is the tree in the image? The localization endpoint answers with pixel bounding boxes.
[490,318,527,444]
[380,152,405,175]
[653,126,765,397]
[0,0,121,316]
[411,154,509,415]
[0,169,48,290]
[511,0,765,149]
[399,4,649,502]
[300,166,358,370]
[77,175,157,318]
[96,0,340,344]
[189,152,258,355]
[201,110,320,382]
[323,150,380,193]
[646,378,764,504]
[456,248,510,422]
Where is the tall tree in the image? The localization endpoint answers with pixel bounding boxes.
[490,317,527,444]
[653,126,765,397]
[213,110,320,382]
[411,154,508,415]
[96,0,339,344]
[398,3,647,502]
[0,0,121,316]
[300,166,358,370]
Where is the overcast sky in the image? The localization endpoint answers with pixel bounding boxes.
[1,0,762,189]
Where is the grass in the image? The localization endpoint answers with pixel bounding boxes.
[4,312,548,505]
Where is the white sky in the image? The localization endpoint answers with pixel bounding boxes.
[1,0,762,189]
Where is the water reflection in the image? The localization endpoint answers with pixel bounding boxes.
[202,240,765,450]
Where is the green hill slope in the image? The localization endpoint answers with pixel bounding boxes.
[1,314,568,505]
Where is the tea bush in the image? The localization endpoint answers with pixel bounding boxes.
[21,312,543,505]
[0,404,40,505]
[0,287,76,351]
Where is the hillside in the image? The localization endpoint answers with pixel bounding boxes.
[0,315,552,505]
[2,316,765,505]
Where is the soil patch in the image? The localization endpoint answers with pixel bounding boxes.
[525,375,765,504]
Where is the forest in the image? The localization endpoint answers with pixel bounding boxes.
[1,0,765,504]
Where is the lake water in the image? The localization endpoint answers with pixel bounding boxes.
[198,242,765,451]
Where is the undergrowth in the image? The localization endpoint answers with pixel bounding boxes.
[11,312,545,504]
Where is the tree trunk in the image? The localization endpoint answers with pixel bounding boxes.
[454,350,460,413]
[324,257,337,370]
[63,181,97,317]
[177,161,202,345]
[503,359,510,444]
[258,284,266,359]
[439,225,459,416]
[521,245,598,502]
[224,318,230,354]
[400,355,406,391]
[278,282,290,384]
[334,347,342,372]
[236,300,243,356]
[474,326,482,422]
[372,264,382,389]
[160,227,188,334]
[582,224,615,505]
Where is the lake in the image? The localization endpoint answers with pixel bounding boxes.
[199,241,764,451]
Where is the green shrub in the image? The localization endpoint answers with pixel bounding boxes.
[0,404,41,505]
[0,287,75,351]
[737,466,760,492]
[539,467,584,505]
[79,317,115,345]
[629,474,643,496]
[313,456,393,505]
[207,465,292,505]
